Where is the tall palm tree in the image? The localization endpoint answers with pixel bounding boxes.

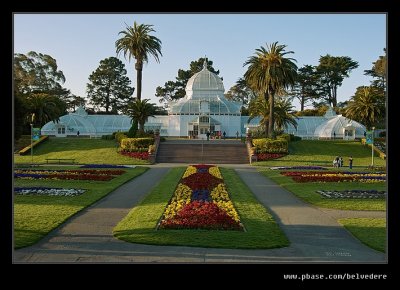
[126,99,155,134]
[115,21,162,101]
[345,86,384,130]
[244,42,297,138]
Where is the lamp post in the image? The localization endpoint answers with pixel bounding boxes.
[30,123,33,165]
[371,127,375,167]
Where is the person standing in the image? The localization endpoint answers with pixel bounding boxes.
[223,131,226,139]
[236,131,239,139]
[339,156,343,167]
[77,130,80,137]
[349,156,353,169]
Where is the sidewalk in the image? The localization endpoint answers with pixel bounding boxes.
[14,166,386,263]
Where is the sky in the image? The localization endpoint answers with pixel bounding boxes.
[13,13,386,110]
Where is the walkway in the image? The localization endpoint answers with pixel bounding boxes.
[14,165,386,263]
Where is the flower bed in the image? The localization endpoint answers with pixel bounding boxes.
[159,164,243,231]
[14,169,125,181]
[256,153,286,161]
[120,151,149,160]
[14,187,86,196]
[270,166,327,170]
[316,190,386,199]
[280,170,386,183]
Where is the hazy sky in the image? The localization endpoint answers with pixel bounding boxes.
[14,13,386,110]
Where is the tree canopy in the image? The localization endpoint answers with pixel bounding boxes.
[315,54,358,107]
[115,21,162,100]
[86,57,134,113]
[14,51,69,137]
[244,42,297,138]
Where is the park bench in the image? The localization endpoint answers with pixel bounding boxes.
[45,158,76,164]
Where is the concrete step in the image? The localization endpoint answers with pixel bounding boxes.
[156,143,248,164]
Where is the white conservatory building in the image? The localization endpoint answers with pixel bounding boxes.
[243,106,366,140]
[42,60,365,140]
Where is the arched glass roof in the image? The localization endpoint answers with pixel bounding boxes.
[41,107,133,136]
[314,115,366,138]
[169,97,241,114]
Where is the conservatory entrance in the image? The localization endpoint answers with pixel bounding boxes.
[188,115,221,139]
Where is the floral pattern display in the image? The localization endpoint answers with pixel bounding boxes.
[14,187,86,196]
[316,189,386,199]
[120,151,149,160]
[80,164,129,168]
[14,169,125,181]
[159,164,243,231]
[280,170,386,183]
[256,153,286,161]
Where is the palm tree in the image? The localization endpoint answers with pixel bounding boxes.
[247,97,270,135]
[345,86,384,130]
[247,96,297,135]
[115,21,162,101]
[27,93,66,126]
[126,99,155,134]
[244,42,297,138]
[274,97,298,132]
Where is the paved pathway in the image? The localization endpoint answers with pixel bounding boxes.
[14,165,386,263]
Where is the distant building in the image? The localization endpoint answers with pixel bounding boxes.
[42,60,365,140]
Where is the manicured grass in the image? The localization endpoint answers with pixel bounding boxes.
[258,168,386,211]
[338,218,386,252]
[14,137,149,165]
[254,140,386,167]
[14,167,148,249]
[113,167,289,249]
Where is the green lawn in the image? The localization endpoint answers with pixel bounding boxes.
[253,140,386,167]
[258,168,386,211]
[338,218,386,252]
[113,167,289,249]
[14,137,149,165]
[14,167,148,249]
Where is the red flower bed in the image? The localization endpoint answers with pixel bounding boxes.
[160,201,241,230]
[120,151,149,160]
[181,172,222,190]
[256,153,286,161]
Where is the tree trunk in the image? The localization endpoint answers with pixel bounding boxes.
[332,85,337,107]
[136,61,143,101]
[300,96,304,111]
[139,121,145,133]
[268,92,274,139]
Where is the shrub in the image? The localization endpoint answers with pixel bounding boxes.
[277,133,290,142]
[115,132,128,144]
[252,138,288,154]
[127,120,138,138]
[120,137,155,151]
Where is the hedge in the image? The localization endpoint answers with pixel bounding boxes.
[252,138,288,154]
[120,137,155,151]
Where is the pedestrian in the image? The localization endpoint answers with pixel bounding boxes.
[223,131,226,139]
[333,132,336,139]
[335,156,339,168]
[349,156,353,169]
[236,131,239,139]
[77,130,80,137]
[339,156,343,167]
[333,157,337,168]
[206,131,210,141]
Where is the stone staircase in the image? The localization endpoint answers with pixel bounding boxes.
[156,140,249,164]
